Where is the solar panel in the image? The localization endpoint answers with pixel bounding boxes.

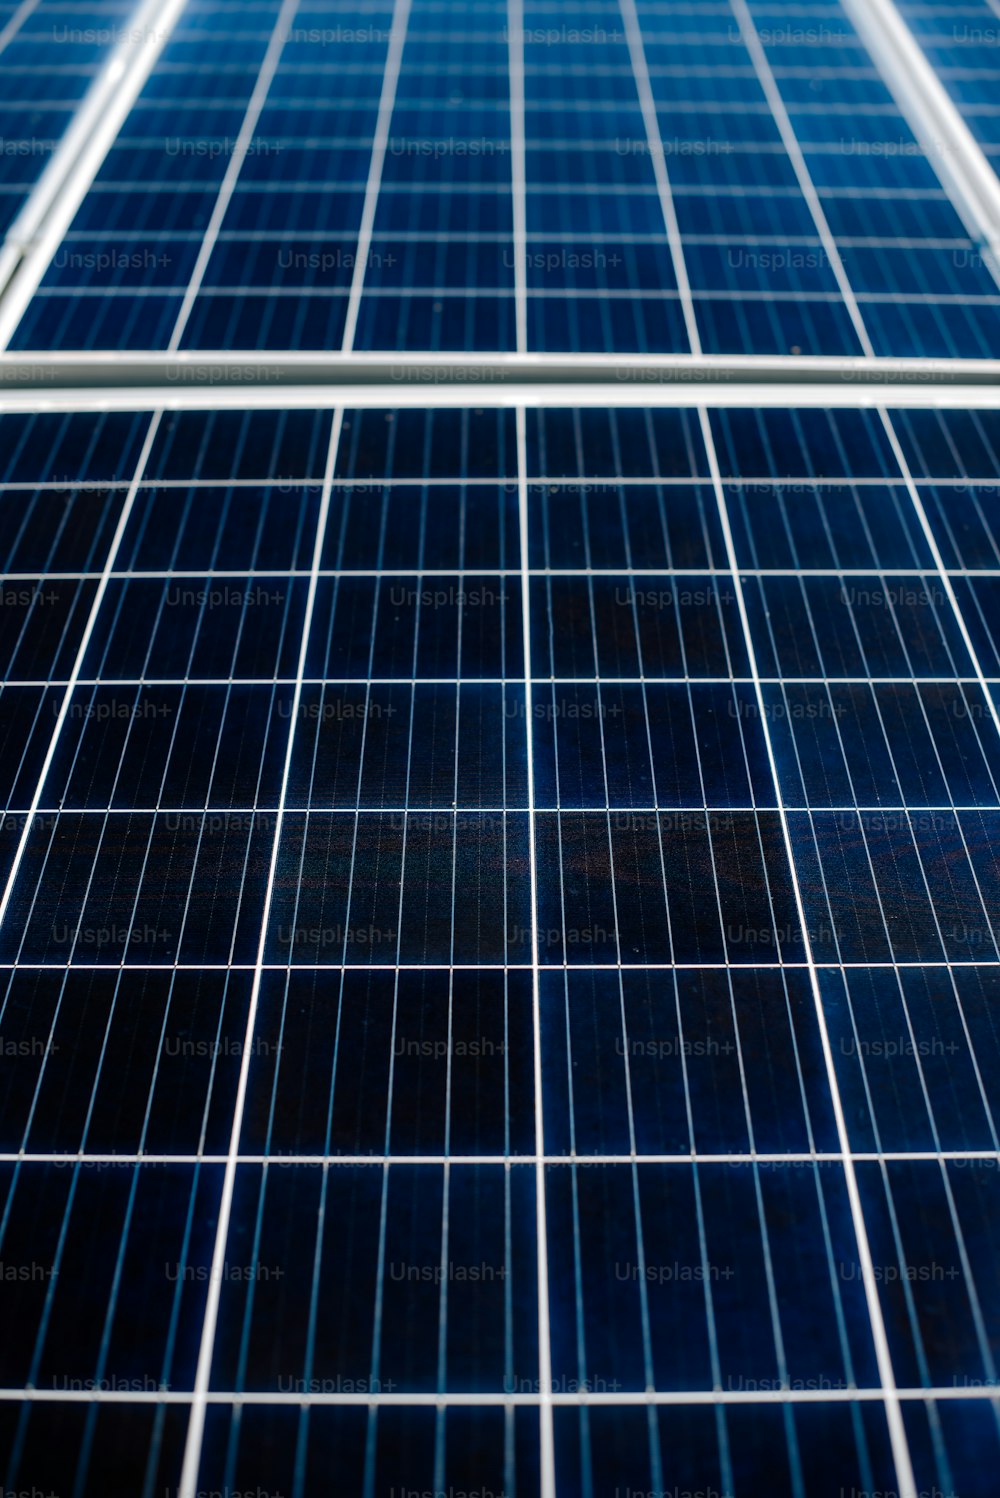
[1,2,1000,1497]
[5,0,1000,355]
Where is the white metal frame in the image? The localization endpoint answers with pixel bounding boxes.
[0,351,999,410]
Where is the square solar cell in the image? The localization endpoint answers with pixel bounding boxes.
[211,1162,539,1393]
[0,1161,223,1391]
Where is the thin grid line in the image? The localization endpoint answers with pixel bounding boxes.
[2,476,1000,491]
[0,0,42,57]
[500,474,517,1498]
[617,0,699,354]
[14,806,1000,815]
[25,179,966,197]
[280,462,400,1495]
[3,1151,1000,1165]
[175,408,342,1498]
[559,413,657,1491]
[516,403,556,1498]
[10,960,1000,971]
[607,414,734,1483]
[694,628,819,1492]
[361,425,424,1498]
[48,231,993,247]
[50,283,1000,308]
[3,677,1000,687]
[432,477,464,1494]
[10,568,1000,580]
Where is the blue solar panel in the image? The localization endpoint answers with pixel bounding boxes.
[2,3,1000,1497]
[0,392,997,1496]
[5,0,1000,354]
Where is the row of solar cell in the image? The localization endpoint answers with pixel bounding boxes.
[4,408,999,490]
[8,1395,999,1498]
[3,674,1000,810]
[35,230,997,305]
[14,479,1000,574]
[5,960,1000,1154]
[0,806,532,963]
[23,277,1000,355]
[0,680,533,810]
[1,1157,998,1397]
[1,567,993,681]
[42,225,871,291]
[2,802,1000,964]
[16,478,933,575]
[528,806,1000,965]
[0,1161,539,1392]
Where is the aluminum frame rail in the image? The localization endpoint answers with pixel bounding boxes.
[0,352,998,411]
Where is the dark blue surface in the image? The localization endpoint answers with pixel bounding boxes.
[7,0,1000,354]
[2,0,1000,1492]
[1,396,998,1494]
